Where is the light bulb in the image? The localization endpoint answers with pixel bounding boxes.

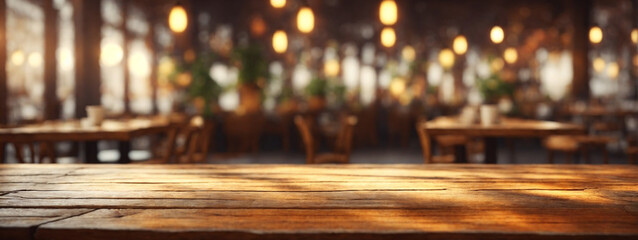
[168,4,188,33]
[503,47,518,64]
[438,49,455,69]
[297,7,314,33]
[453,35,468,55]
[270,0,286,8]
[490,26,504,44]
[379,0,397,25]
[589,26,603,44]
[272,30,288,54]
[381,27,396,48]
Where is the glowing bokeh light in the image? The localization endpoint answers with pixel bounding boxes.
[297,7,315,33]
[381,27,396,48]
[379,0,398,25]
[168,4,188,33]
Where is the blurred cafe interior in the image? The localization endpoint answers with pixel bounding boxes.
[1,0,638,165]
[2,1,638,240]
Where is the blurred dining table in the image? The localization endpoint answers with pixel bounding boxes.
[0,116,172,164]
[420,116,585,164]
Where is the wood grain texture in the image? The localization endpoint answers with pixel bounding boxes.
[0,164,635,240]
[0,117,170,142]
[422,117,585,137]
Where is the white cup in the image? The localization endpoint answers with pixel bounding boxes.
[86,106,105,126]
[460,106,478,125]
[480,105,499,126]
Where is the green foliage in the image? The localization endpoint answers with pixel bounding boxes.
[306,76,328,97]
[477,74,512,104]
[232,44,269,86]
[187,52,222,117]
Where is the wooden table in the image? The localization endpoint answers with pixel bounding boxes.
[421,117,585,164]
[0,164,636,240]
[0,117,171,163]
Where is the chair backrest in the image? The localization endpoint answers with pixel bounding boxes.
[415,117,432,164]
[294,115,315,164]
[334,115,358,158]
[185,116,215,163]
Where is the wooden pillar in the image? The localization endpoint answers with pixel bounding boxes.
[122,2,130,114]
[73,0,101,118]
[570,0,591,100]
[44,0,59,120]
[0,0,7,125]
[147,9,158,114]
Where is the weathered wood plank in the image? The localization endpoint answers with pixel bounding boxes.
[0,164,635,240]
[0,208,93,240]
[35,208,638,240]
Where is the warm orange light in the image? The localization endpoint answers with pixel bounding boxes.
[324,60,340,77]
[453,35,468,55]
[593,57,605,73]
[607,62,619,79]
[389,78,406,97]
[168,4,188,33]
[490,26,504,44]
[379,0,398,25]
[438,49,455,69]
[631,29,637,44]
[503,47,518,64]
[297,7,314,33]
[270,0,286,8]
[402,46,416,61]
[272,30,288,54]
[589,26,603,44]
[381,27,396,48]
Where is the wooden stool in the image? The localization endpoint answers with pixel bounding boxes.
[544,135,579,164]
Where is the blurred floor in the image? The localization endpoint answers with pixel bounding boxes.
[2,139,629,164]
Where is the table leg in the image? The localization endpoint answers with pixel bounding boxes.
[0,142,5,163]
[453,145,468,163]
[118,141,131,164]
[84,141,99,164]
[484,137,498,164]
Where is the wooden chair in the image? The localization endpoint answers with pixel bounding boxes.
[544,135,579,164]
[224,112,265,153]
[3,121,56,164]
[178,116,215,163]
[137,116,212,164]
[416,118,468,164]
[295,115,357,164]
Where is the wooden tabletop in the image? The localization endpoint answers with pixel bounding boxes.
[423,116,585,137]
[1,164,637,240]
[0,117,171,142]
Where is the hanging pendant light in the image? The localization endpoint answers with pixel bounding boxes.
[381,27,396,48]
[490,26,504,44]
[297,7,315,33]
[272,30,288,54]
[379,0,397,26]
[169,2,188,33]
[270,0,286,8]
[589,26,603,44]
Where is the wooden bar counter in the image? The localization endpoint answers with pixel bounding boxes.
[0,164,637,240]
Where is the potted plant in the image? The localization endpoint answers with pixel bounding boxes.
[477,74,512,125]
[183,53,222,118]
[306,76,328,111]
[232,44,269,114]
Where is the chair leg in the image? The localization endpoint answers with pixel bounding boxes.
[13,143,26,163]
